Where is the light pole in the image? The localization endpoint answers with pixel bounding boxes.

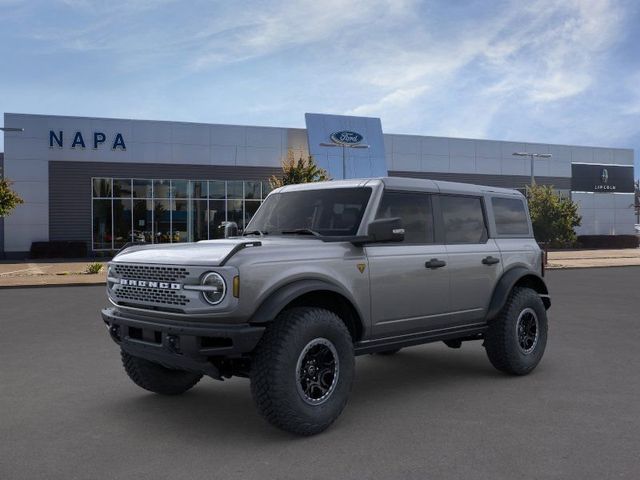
[512,152,552,186]
[320,142,370,179]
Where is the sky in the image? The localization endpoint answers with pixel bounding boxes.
[1,0,639,176]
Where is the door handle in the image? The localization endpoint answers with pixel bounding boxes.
[482,256,500,265]
[425,258,447,269]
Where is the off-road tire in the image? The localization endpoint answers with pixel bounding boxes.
[121,350,202,395]
[376,348,401,355]
[484,287,548,375]
[250,307,355,436]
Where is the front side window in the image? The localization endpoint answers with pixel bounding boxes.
[246,188,372,236]
[492,197,530,235]
[440,195,487,244]
[376,191,434,244]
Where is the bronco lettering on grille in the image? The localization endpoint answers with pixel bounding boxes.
[119,279,181,290]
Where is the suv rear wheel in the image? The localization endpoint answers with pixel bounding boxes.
[250,307,355,436]
[484,287,548,375]
[121,351,202,395]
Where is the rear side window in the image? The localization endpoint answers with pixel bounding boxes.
[492,197,530,235]
[440,195,487,244]
[376,191,434,244]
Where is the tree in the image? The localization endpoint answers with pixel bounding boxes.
[270,150,330,189]
[526,184,581,248]
[0,178,24,217]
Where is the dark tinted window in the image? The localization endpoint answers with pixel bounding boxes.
[172,180,188,199]
[376,191,433,244]
[92,178,111,197]
[440,195,487,244]
[492,197,530,235]
[132,179,152,198]
[246,188,372,236]
[113,179,132,198]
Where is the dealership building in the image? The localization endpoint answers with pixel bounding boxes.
[0,112,635,258]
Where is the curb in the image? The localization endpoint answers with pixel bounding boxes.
[546,264,640,270]
[0,281,106,289]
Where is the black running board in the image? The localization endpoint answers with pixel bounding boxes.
[354,323,487,355]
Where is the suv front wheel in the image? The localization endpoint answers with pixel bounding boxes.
[484,287,548,375]
[250,307,355,435]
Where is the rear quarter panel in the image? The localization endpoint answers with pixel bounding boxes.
[494,238,542,274]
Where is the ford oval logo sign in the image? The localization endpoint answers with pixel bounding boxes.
[330,130,364,146]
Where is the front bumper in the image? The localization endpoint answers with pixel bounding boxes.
[101,307,265,378]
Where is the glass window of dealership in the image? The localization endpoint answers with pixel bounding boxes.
[92,178,272,250]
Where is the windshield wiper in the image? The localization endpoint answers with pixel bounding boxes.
[243,230,268,236]
[280,228,322,237]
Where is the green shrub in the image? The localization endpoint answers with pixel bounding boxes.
[86,262,104,274]
[526,185,581,248]
[0,178,24,217]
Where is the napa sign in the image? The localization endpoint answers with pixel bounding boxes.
[49,130,126,150]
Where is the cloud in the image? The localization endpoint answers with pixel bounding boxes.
[620,72,640,116]
[345,86,429,116]
[340,0,630,141]
[190,0,418,70]
[23,0,624,108]
[481,0,623,102]
[58,0,177,12]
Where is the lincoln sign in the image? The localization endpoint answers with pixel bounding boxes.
[571,163,634,193]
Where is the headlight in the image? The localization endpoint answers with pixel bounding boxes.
[201,272,226,305]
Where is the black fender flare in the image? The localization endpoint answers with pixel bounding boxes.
[249,279,364,326]
[485,267,550,322]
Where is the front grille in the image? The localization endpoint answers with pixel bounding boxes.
[113,264,190,282]
[116,285,190,306]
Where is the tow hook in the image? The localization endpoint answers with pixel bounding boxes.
[166,334,180,354]
[108,324,121,342]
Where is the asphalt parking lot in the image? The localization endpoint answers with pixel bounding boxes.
[1,267,639,479]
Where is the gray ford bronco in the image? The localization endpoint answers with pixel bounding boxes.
[102,177,550,435]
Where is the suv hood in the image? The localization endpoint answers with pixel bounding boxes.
[112,237,324,266]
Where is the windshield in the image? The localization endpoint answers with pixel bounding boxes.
[245,187,372,237]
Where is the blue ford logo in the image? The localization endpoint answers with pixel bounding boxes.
[330,130,364,145]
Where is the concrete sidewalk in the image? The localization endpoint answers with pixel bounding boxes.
[0,260,108,287]
[1,249,638,287]
[547,248,640,269]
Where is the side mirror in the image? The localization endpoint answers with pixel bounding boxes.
[366,217,405,243]
[221,221,239,238]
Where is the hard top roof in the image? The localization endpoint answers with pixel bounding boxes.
[275,177,523,197]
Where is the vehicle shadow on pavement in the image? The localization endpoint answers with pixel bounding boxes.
[105,379,285,440]
[352,346,504,396]
[104,344,516,441]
